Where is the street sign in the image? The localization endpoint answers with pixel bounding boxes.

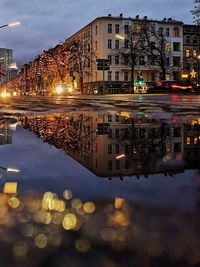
[96,59,110,70]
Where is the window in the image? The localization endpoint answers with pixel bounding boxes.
[139,55,145,65]
[124,71,129,81]
[166,28,170,37]
[108,129,112,138]
[108,39,112,49]
[173,56,181,67]
[115,115,120,122]
[186,63,190,70]
[108,71,112,81]
[185,36,191,44]
[108,24,112,33]
[185,49,190,57]
[124,54,129,65]
[115,144,119,154]
[173,42,180,51]
[124,39,129,48]
[95,41,98,50]
[108,160,112,170]
[173,27,180,37]
[193,49,197,57]
[148,55,155,65]
[95,25,98,35]
[159,27,163,36]
[115,129,120,139]
[115,71,119,81]
[108,114,112,122]
[115,55,119,65]
[124,24,129,34]
[115,24,120,34]
[108,144,112,154]
[166,58,170,66]
[115,40,119,49]
[116,160,120,170]
[108,55,112,64]
[125,159,130,169]
[187,137,191,144]
[193,36,198,44]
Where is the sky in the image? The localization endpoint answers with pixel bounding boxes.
[0,0,195,67]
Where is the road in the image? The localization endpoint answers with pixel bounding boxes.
[0,94,200,116]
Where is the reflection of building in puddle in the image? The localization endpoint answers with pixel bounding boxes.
[0,118,15,145]
[184,120,200,171]
[19,112,200,178]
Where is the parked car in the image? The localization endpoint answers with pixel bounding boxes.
[147,80,194,94]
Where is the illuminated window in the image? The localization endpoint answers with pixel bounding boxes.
[185,49,190,57]
[194,137,198,144]
[186,137,191,144]
[193,49,197,57]
[173,27,180,37]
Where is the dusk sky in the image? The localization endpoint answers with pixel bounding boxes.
[0,0,194,67]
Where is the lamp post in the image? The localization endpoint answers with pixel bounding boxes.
[197,55,200,86]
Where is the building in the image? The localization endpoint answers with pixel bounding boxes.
[183,24,200,85]
[67,14,184,94]
[0,48,14,85]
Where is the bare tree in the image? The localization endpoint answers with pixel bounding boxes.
[139,22,171,80]
[117,25,144,91]
[66,37,93,94]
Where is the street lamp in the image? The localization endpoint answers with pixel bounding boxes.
[0,21,21,29]
[197,55,200,86]
[0,166,20,172]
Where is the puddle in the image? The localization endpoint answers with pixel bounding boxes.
[0,112,200,267]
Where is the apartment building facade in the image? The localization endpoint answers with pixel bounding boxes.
[183,24,200,84]
[69,15,184,94]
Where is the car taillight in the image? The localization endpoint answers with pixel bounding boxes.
[156,82,162,86]
[171,84,181,89]
[187,85,193,89]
